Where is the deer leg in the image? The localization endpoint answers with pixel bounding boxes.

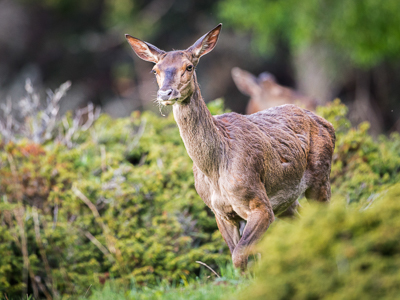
[305,180,331,203]
[232,196,274,270]
[215,217,241,254]
[277,200,301,218]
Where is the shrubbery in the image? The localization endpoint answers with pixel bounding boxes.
[242,183,400,300]
[0,83,399,299]
[318,100,400,206]
[0,84,229,298]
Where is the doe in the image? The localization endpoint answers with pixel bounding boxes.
[126,24,335,270]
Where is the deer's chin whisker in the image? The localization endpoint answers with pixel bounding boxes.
[157,102,173,116]
[158,104,165,116]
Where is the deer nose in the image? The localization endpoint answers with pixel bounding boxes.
[157,89,173,101]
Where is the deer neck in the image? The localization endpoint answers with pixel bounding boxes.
[172,74,222,178]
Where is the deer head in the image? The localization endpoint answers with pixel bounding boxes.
[126,24,222,106]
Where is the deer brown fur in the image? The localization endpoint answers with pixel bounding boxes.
[232,67,317,114]
[126,24,335,270]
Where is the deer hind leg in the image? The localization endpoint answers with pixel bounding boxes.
[232,195,274,270]
[305,179,331,202]
[215,217,241,254]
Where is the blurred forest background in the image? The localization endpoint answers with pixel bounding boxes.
[1,0,400,132]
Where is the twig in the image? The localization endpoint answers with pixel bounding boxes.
[34,276,53,300]
[73,187,128,274]
[127,118,147,153]
[14,207,39,298]
[83,284,92,298]
[83,231,115,262]
[195,261,220,278]
[52,204,58,230]
[6,153,17,179]
[72,187,117,254]
[32,207,56,298]
[100,145,107,172]
[73,187,101,219]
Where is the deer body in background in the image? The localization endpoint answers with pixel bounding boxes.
[232,67,317,114]
[126,24,335,269]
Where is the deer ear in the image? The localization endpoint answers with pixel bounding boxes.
[231,67,260,96]
[125,35,165,63]
[187,24,222,60]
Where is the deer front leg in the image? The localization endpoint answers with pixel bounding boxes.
[215,217,241,254]
[278,200,301,218]
[232,195,274,270]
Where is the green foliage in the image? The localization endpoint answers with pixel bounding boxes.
[241,183,400,300]
[0,100,230,298]
[102,0,160,38]
[318,100,400,206]
[206,98,230,116]
[218,0,400,67]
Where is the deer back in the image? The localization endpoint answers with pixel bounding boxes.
[231,67,317,114]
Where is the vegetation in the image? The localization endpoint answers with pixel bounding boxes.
[241,183,400,300]
[0,84,230,298]
[1,83,400,299]
[219,0,400,68]
[319,100,400,206]
[82,263,247,300]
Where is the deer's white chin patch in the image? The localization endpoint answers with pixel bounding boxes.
[159,99,177,106]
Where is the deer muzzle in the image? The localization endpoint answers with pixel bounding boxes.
[157,88,180,105]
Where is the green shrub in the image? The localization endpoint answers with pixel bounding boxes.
[318,99,400,206]
[0,97,230,298]
[242,183,400,300]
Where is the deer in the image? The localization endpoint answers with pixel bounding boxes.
[231,67,317,114]
[126,24,335,270]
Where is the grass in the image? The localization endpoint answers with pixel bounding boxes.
[79,263,251,300]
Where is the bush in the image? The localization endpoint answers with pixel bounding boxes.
[0,84,230,298]
[318,99,400,206]
[242,183,400,300]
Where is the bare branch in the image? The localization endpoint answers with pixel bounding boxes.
[195,261,221,278]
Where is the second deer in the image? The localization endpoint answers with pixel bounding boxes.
[126,24,335,270]
[232,67,317,114]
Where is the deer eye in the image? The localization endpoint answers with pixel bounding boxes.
[186,65,193,72]
[152,69,157,75]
